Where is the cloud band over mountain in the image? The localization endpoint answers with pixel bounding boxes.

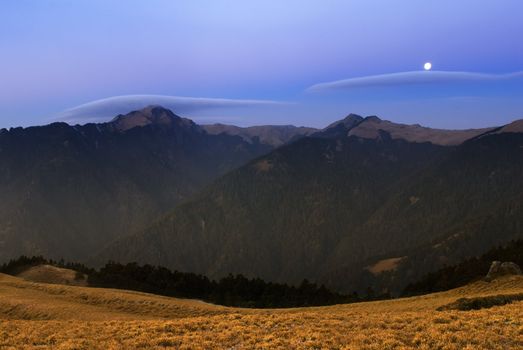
[56,95,286,124]
[307,70,523,92]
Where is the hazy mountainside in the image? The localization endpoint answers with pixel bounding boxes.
[323,132,523,293]
[101,115,523,293]
[101,132,446,282]
[0,106,273,262]
[202,123,317,147]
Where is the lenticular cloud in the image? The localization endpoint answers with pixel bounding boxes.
[56,95,285,125]
[307,70,523,92]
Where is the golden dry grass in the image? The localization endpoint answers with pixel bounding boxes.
[366,257,405,275]
[16,264,88,287]
[0,273,522,349]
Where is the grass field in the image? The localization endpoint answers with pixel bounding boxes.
[1,272,522,349]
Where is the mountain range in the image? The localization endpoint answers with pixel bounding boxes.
[0,106,310,262]
[98,110,523,293]
[1,106,522,294]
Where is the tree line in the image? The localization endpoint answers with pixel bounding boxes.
[3,238,519,307]
[1,256,387,308]
[402,240,523,296]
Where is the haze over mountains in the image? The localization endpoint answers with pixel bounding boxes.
[202,124,317,147]
[0,106,308,262]
[1,105,522,294]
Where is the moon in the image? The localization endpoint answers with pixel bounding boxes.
[424,62,432,71]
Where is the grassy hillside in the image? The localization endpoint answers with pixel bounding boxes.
[0,273,228,321]
[1,272,522,349]
[16,264,88,287]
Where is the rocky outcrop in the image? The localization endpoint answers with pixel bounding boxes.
[485,261,523,281]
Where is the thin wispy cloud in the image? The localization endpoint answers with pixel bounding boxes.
[55,95,287,124]
[307,70,523,92]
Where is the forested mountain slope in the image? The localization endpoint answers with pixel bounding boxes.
[0,106,273,262]
[101,116,522,292]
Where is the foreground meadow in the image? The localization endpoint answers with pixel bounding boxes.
[0,273,522,349]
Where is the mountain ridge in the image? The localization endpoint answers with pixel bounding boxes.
[202,123,317,147]
[316,114,498,145]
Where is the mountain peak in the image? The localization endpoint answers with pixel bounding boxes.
[109,105,197,132]
[324,114,363,129]
[364,115,382,123]
[316,114,364,138]
[338,113,364,127]
[345,113,364,119]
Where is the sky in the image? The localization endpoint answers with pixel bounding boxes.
[1,0,522,129]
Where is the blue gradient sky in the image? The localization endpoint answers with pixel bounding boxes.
[1,0,522,128]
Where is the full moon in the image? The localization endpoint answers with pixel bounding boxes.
[424,62,432,71]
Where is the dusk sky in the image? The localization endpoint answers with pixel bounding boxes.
[1,1,522,129]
